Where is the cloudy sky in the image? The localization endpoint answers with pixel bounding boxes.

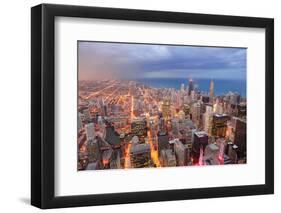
[78,41,246,80]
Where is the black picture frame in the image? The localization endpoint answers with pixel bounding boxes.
[31,3,274,209]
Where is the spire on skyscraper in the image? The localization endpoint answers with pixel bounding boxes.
[188,78,194,96]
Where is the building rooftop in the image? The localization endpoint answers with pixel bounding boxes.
[132,117,146,123]
[214,113,228,117]
[85,162,99,170]
[102,149,113,162]
[233,144,239,149]
[105,126,120,146]
[207,143,219,151]
[130,143,151,155]
[169,138,181,144]
[194,131,208,138]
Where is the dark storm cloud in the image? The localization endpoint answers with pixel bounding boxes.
[78,41,246,80]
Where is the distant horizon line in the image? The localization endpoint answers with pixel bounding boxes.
[79,77,246,81]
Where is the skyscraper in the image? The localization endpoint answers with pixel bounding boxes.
[234,118,246,158]
[171,118,179,136]
[160,149,177,167]
[237,103,246,117]
[157,132,169,155]
[161,98,171,120]
[78,112,83,131]
[87,137,101,164]
[85,123,95,141]
[188,79,194,95]
[204,143,220,165]
[209,79,214,101]
[203,105,213,135]
[193,131,209,154]
[212,114,229,137]
[191,102,201,127]
[158,117,166,135]
[102,104,108,117]
[180,83,185,93]
[183,103,190,117]
[228,92,241,105]
[83,108,91,121]
[174,139,190,166]
[130,143,152,168]
[131,117,147,137]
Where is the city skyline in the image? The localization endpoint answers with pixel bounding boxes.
[77,42,247,171]
[78,41,246,81]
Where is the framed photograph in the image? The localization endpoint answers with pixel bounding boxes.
[31,4,274,209]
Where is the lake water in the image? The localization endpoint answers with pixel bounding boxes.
[134,78,246,97]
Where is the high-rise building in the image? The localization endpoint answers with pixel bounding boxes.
[171,118,179,136]
[190,90,196,101]
[85,123,95,141]
[204,143,220,165]
[98,98,104,109]
[226,117,238,141]
[201,95,210,104]
[131,117,147,137]
[87,138,101,164]
[209,79,214,101]
[184,127,196,145]
[97,115,103,126]
[183,103,190,117]
[78,112,83,131]
[160,149,177,167]
[234,118,246,158]
[188,79,194,95]
[237,103,246,117]
[102,104,108,117]
[193,131,209,154]
[178,110,186,120]
[173,139,190,166]
[213,98,224,114]
[180,83,185,93]
[105,125,121,146]
[203,105,213,135]
[109,150,122,169]
[83,108,91,121]
[226,142,238,164]
[191,102,201,127]
[212,114,229,137]
[130,143,152,168]
[228,92,241,105]
[157,132,169,155]
[161,98,171,120]
[183,95,190,104]
[178,119,196,143]
[158,117,166,135]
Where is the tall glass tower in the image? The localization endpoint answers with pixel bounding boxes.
[209,79,214,101]
[188,79,194,95]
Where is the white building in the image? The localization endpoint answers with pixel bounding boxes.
[190,90,196,101]
[173,139,189,166]
[78,112,83,131]
[180,83,185,93]
[160,149,176,167]
[85,123,95,141]
[191,102,201,127]
[203,105,213,135]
